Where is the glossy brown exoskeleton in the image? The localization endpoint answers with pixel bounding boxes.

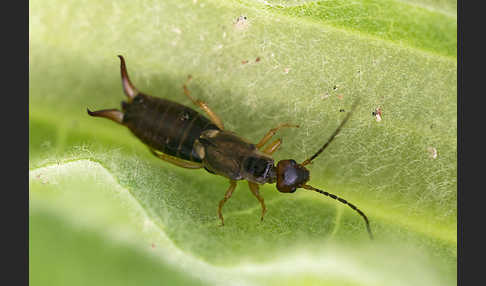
[88,56,373,239]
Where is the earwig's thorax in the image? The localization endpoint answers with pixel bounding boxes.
[241,156,276,184]
[196,130,276,184]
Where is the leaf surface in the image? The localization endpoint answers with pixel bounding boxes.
[30,0,456,285]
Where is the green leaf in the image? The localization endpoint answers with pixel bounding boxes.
[30,0,456,285]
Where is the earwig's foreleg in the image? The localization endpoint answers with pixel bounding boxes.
[183,75,225,130]
[255,123,299,149]
[218,180,237,226]
[263,139,282,155]
[248,182,267,222]
[87,108,124,124]
[149,149,203,169]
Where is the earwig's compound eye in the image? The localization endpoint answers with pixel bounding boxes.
[276,160,310,193]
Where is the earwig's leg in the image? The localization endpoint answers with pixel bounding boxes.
[248,182,266,222]
[218,180,237,226]
[255,123,299,149]
[183,75,225,130]
[87,108,124,124]
[150,149,203,169]
[263,139,282,155]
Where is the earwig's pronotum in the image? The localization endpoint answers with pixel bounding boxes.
[88,56,373,239]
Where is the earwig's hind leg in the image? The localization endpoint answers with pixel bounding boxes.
[149,149,202,169]
[87,108,124,124]
[183,75,225,130]
[248,182,266,222]
[218,180,237,226]
[263,139,282,155]
[255,123,299,149]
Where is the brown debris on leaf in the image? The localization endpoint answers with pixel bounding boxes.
[372,107,382,122]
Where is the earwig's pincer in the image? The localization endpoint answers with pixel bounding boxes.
[87,55,373,240]
[118,55,138,101]
[87,108,124,124]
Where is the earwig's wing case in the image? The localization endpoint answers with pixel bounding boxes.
[122,93,219,162]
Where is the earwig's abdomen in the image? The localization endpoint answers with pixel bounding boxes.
[122,94,219,162]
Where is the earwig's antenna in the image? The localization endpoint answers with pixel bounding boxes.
[118,55,138,101]
[302,184,373,240]
[301,99,360,166]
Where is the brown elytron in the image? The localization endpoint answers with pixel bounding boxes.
[88,56,373,239]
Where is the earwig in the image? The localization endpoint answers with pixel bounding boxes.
[88,56,373,239]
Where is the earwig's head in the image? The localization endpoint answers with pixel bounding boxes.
[275,159,310,193]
